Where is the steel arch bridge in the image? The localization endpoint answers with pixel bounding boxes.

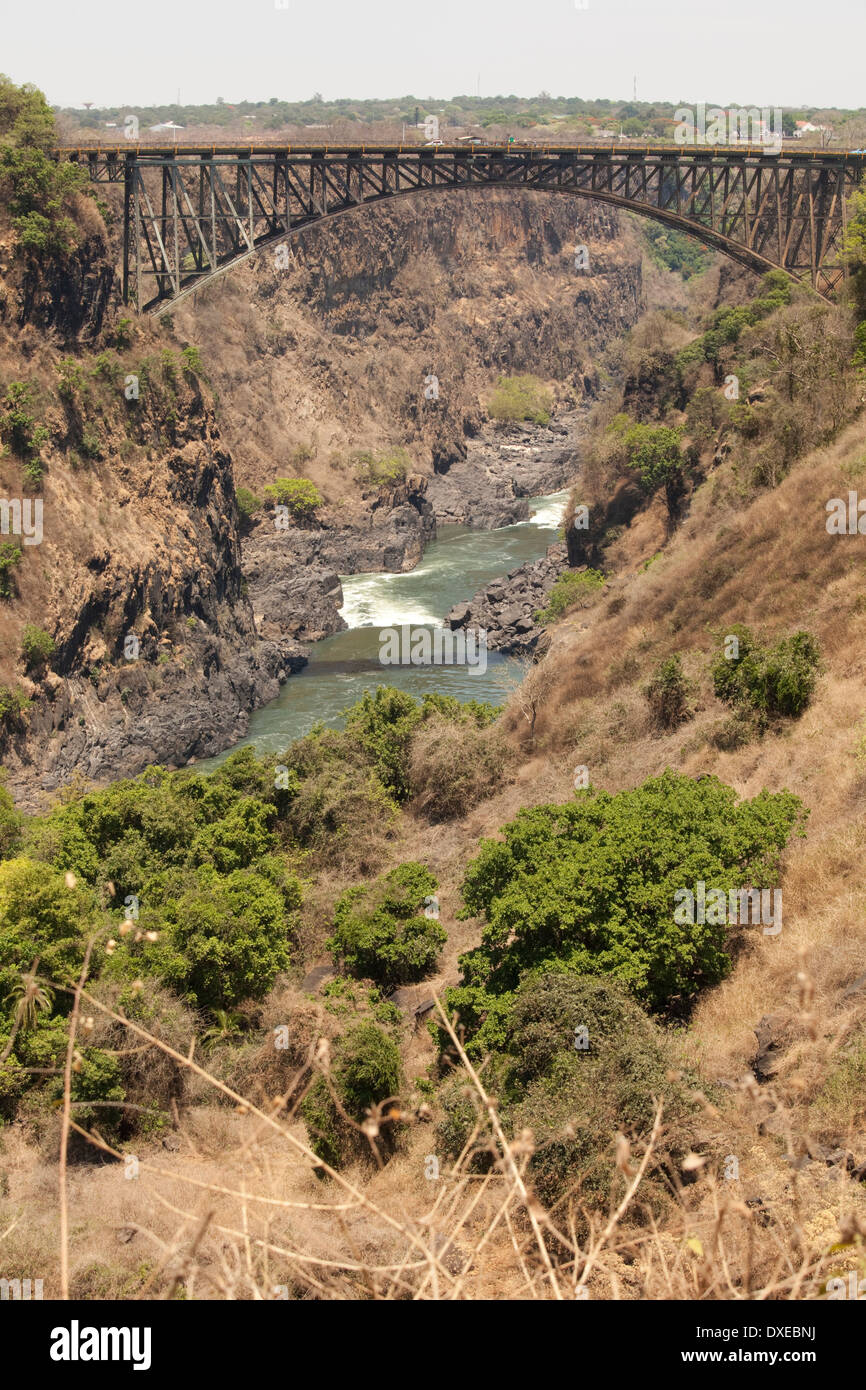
[61,143,866,313]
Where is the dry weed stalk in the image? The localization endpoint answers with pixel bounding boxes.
[5,957,860,1302]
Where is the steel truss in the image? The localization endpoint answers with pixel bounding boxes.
[66,146,864,311]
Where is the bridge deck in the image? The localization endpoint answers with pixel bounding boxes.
[57,143,866,162]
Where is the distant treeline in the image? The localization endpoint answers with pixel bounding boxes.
[58,94,866,138]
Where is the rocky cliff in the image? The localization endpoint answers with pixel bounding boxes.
[0,183,646,804]
[0,229,288,807]
[173,188,644,499]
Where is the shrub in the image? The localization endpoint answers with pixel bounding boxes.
[141,863,299,1013]
[0,685,29,730]
[444,770,805,1052]
[0,383,49,469]
[90,351,121,385]
[502,970,691,1209]
[351,448,411,489]
[180,345,203,375]
[235,486,262,521]
[643,654,694,731]
[113,318,134,349]
[408,714,513,820]
[301,1021,402,1168]
[328,862,445,987]
[487,374,553,425]
[436,970,694,1214]
[279,724,399,866]
[262,477,322,520]
[0,543,22,599]
[535,568,604,623]
[21,624,55,671]
[710,624,821,722]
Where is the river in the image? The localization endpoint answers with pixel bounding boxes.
[198,489,568,766]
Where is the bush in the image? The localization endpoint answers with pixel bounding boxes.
[235,486,262,521]
[503,970,691,1209]
[328,863,445,987]
[300,1021,402,1168]
[643,654,694,731]
[351,448,410,489]
[710,624,821,722]
[0,383,49,471]
[0,685,30,731]
[21,624,54,671]
[535,568,605,623]
[444,770,805,1053]
[262,477,322,520]
[408,714,513,820]
[142,863,300,1013]
[180,345,203,375]
[487,374,553,425]
[0,543,22,599]
[279,724,399,867]
[436,969,694,1214]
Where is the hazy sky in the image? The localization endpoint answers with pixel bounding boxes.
[5,0,864,111]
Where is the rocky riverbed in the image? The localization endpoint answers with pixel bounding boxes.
[241,414,580,648]
[444,542,567,654]
[425,412,581,528]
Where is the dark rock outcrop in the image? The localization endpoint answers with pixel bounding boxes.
[445,542,568,654]
[426,414,580,528]
[242,475,435,639]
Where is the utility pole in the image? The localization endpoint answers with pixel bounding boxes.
[633,75,637,102]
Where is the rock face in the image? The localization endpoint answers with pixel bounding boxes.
[243,474,435,639]
[426,413,580,528]
[173,189,644,501]
[445,543,568,654]
[0,227,291,806]
[0,387,292,806]
[565,477,646,569]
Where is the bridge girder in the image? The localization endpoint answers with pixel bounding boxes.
[62,146,864,311]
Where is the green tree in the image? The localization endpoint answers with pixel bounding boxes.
[301,1021,402,1168]
[844,181,866,320]
[262,477,323,520]
[619,420,688,519]
[144,864,298,1012]
[328,862,445,987]
[342,686,424,801]
[445,771,805,1053]
[0,857,95,1023]
[0,75,91,256]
